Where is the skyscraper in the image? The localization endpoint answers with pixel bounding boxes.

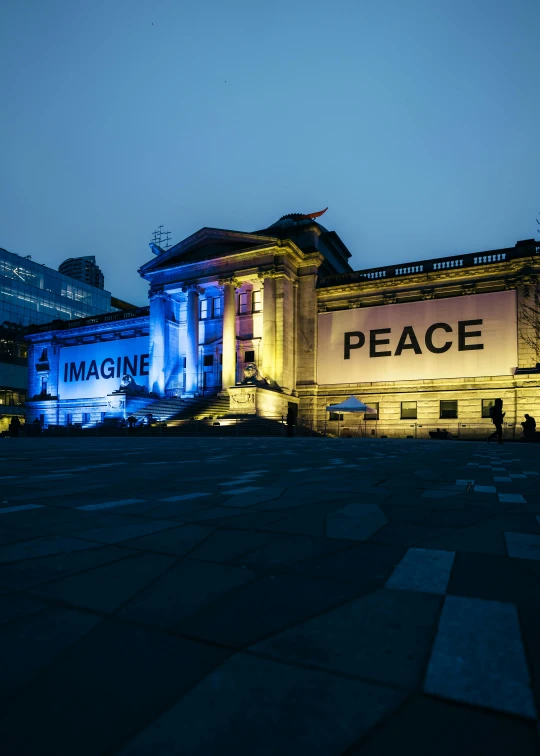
[59,256,104,289]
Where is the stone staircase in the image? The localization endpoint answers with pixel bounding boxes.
[132,395,230,424]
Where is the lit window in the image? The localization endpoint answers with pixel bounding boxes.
[365,402,379,420]
[401,401,417,419]
[440,400,458,419]
[238,292,248,315]
[252,290,262,312]
[329,412,344,421]
[200,299,208,319]
[213,297,222,317]
[482,399,496,418]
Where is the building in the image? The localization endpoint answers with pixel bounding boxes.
[24,212,540,438]
[0,247,127,432]
[59,256,105,289]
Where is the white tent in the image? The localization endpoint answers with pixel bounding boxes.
[326,396,374,413]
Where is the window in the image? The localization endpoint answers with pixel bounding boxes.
[252,290,262,312]
[213,297,222,317]
[183,357,187,368]
[440,400,458,419]
[401,401,417,419]
[40,378,47,395]
[200,299,208,319]
[329,412,344,421]
[65,414,72,426]
[482,399,496,418]
[238,292,248,315]
[245,350,255,363]
[365,402,379,420]
[203,354,214,367]
[82,413,90,423]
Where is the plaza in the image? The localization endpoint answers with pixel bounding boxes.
[1,436,539,754]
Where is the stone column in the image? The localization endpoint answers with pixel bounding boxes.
[261,274,276,383]
[221,279,238,390]
[184,286,200,395]
[149,290,168,395]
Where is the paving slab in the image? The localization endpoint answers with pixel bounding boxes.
[119,653,405,756]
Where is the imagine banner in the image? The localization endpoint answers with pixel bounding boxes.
[317,290,517,384]
[58,336,150,399]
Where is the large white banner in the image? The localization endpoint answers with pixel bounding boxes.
[318,290,517,384]
[58,336,150,399]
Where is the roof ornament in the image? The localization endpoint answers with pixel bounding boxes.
[278,207,328,222]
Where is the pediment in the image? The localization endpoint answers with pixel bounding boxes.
[140,227,276,276]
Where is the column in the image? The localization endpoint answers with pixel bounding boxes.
[221,280,237,390]
[149,291,167,395]
[261,275,276,383]
[184,286,199,395]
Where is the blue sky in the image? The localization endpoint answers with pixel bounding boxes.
[1,0,539,305]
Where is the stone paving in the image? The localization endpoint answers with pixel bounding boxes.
[0,436,539,755]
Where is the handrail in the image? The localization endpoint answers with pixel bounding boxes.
[319,240,539,289]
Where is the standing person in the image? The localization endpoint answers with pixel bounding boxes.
[488,398,505,444]
[521,414,536,441]
[127,415,137,430]
[9,416,21,438]
[286,406,296,438]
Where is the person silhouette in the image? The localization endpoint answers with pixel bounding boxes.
[488,398,505,444]
[521,413,536,441]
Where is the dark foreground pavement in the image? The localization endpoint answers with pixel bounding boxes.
[0,436,539,755]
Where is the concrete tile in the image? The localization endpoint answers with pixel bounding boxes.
[117,560,257,629]
[347,694,540,756]
[494,477,512,483]
[119,653,404,756]
[386,548,455,595]
[187,529,278,562]
[504,532,540,561]
[121,524,215,556]
[62,519,179,544]
[177,573,372,649]
[0,594,49,626]
[234,535,349,570]
[0,620,230,756]
[447,551,540,607]
[326,504,388,541]
[424,595,536,719]
[287,541,405,583]
[474,485,497,494]
[0,545,135,591]
[0,607,102,701]
[32,552,175,613]
[499,493,527,504]
[0,535,102,564]
[252,588,442,688]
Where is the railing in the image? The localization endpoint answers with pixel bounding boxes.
[319,240,539,289]
[26,306,150,334]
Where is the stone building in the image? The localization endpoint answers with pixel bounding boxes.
[25,212,540,438]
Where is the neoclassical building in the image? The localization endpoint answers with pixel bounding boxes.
[26,211,540,437]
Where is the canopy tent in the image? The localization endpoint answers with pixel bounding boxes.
[326,396,374,413]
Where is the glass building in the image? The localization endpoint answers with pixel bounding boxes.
[0,247,112,327]
[1,247,121,433]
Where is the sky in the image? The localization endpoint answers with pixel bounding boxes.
[1,0,539,306]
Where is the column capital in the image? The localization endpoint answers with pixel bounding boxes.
[148,288,169,301]
[182,284,203,294]
[217,276,241,288]
[257,267,278,280]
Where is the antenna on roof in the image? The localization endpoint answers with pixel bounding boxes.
[150,225,172,249]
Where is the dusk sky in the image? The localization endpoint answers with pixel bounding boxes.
[1,0,539,306]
